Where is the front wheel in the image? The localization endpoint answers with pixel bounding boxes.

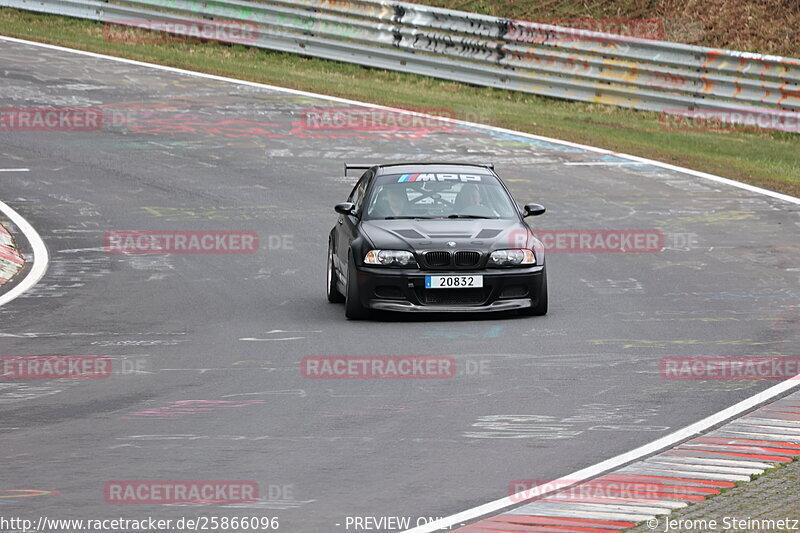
[327,240,345,303]
[521,268,548,316]
[345,251,368,319]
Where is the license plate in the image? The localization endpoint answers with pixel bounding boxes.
[425,275,483,289]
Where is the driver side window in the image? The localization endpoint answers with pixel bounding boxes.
[348,171,370,212]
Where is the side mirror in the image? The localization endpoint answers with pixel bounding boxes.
[334,202,356,216]
[523,203,546,217]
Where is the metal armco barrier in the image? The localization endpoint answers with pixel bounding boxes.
[3,0,800,131]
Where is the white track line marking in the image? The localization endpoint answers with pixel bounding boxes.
[0,34,798,532]
[563,162,648,166]
[0,168,30,172]
[0,35,797,206]
[0,196,49,307]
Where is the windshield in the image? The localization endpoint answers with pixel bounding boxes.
[363,173,518,220]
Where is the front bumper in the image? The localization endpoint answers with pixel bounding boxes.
[354,265,545,313]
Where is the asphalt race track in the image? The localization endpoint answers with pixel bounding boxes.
[1,38,799,531]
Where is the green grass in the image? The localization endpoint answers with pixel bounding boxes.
[1,7,798,197]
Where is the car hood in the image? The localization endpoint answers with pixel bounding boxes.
[360,218,534,252]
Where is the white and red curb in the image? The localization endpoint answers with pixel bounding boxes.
[450,390,800,533]
[0,195,48,308]
[0,222,24,285]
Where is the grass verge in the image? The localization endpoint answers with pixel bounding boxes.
[1,7,798,198]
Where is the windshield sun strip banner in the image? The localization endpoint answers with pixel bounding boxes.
[396,173,484,182]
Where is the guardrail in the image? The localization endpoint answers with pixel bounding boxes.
[3,0,800,131]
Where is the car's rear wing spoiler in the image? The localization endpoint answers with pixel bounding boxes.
[344,163,374,175]
[345,162,494,174]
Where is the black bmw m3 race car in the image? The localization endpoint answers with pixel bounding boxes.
[327,163,547,319]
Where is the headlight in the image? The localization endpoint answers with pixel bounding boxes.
[364,249,417,267]
[488,249,536,266]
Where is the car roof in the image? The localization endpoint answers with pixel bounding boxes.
[372,163,496,176]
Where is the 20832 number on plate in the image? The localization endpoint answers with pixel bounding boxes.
[425,275,483,289]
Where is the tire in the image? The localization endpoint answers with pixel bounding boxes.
[327,240,345,303]
[522,267,548,316]
[344,251,368,319]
